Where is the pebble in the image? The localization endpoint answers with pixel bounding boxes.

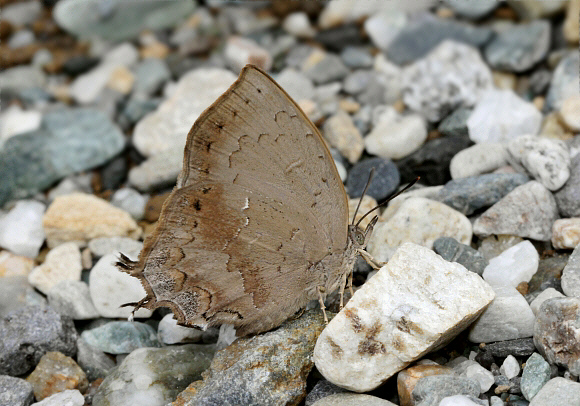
[0,66,46,93]
[0,305,78,376]
[340,46,373,69]
[534,297,580,375]
[313,243,494,392]
[0,200,45,258]
[555,155,580,217]
[305,380,347,406]
[450,143,509,179]
[402,40,493,122]
[118,97,160,129]
[397,364,453,406]
[43,193,141,248]
[0,105,42,143]
[109,188,148,222]
[0,108,125,206]
[158,314,208,345]
[0,375,33,406]
[520,353,551,401]
[0,251,34,277]
[88,236,143,260]
[47,280,99,320]
[530,288,565,315]
[468,285,535,343]
[346,157,400,200]
[76,337,115,381]
[132,58,171,98]
[26,351,88,401]
[467,90,543,143]
[472,181,559,241]
[128,146,183,192]
[386,16,493,65]
[381,186,444,221]
[443,0,497,19]
[315,82,342,116]
[453,360,495,393]
[546,51,579,111]
[311,393,396,406]
[478,235,524,261]
[434,173,529,215]
[364,107,427,160]
[367,198,472,262]
[500,355,521,379]
[552,218,580,249]
[482,240,539,288]
[411,375,480,406]
[28,242,82,294]
[132,68,237,158]
[224,36,273,72]
[31,389,84,406]
[176,310,326,406]
[282,12,316,39]
[302,52,349,85]
[484,21,551,72]
[528,377,580,406]
[439,395,484,406]
[433,237,489,276]
[564,0,580,44]
[323,110,364,164]
[275,67,315,102]
[343,69,374,95]
[559,96,580,131]
[88,254,152,319]
[562,244,580,298]
[438,108,472,138]
[363,11,407,52]
[81,321,160,355]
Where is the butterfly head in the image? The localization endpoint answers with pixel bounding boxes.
[348,215,378,250]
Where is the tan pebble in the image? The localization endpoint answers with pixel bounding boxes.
[397,364,452,406]
[559,95,580,131]
[552,218,580,249]
[107,66,134,94]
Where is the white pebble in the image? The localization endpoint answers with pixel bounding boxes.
[28,242,82,294]
[450,143,508,179]
[500,355,520,379]
[482,240,539,288]
[0,200,45,258]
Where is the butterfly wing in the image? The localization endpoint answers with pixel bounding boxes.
[123,66,349,335]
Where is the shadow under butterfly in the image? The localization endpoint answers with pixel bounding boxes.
[117,65,416,336]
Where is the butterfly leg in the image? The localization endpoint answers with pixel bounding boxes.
[317,286,329,324]
[339,271,348,309]
[357,248,386,270]
[347,271,354,297]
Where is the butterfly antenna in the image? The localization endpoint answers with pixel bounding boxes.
[355,176,421,229]
[351,168,376,225]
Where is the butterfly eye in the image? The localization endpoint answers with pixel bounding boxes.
[356,233,365,245]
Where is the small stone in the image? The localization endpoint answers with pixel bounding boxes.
[88,236,142,260]
[433,237,489,275]
[89,254,152,319]
[564,0,580,44]
[364,107,427,160]
[132,58,171,98]
[81,321,160,354]
[323,110,363,164]
[47,175,93,202]
[530,288,566,315]
[110,188,148,221]
[546,51,579,111]
[302,52,349,85]
[315,82,342,116]
[481,338,537,359]
[562,244,580,298]
[0,66,46,93]
[224,36,272,72]
[0,251,34,277]
[314,243,494,392]
[397,364,453,406]
[0,105,42,143]
[30,389,84,406]
[528,377,580,406]
[282,12,316,39]
[500,355,521,379]
[520,353,551,401]
[47,280,99,320]
[478,235,525,261]
[76,337,115,381]
[468,285,535,343]
[348,195,378,232]
[439,395,485,406]
[275,67,315,103]
[343,70,374,95]
[26,351,87,401]
[368,198,472,262]
[346,157,400,201]
[506,0,568,19]
[0,375,33,406]
[311,393,396,406]
[411,375,480,406]
[482,241,539,288]
[452,360,495,393]
[555,155,580,217]
[438,108,472,138]
[473,181,559,241]
[28,242,82,295]
[559,96,580,131]
[43,193,141,248]
[534,297,580,375]
[305,380,347,406]
[340,46,373,69]
[402,40,493,122]
[0,200,45,258]
[106,66,134,94]
[128,146,183,192]
[468,90,542,143]
[552,218,580,249]
[364,11,407,52]
[450,143,508,180]
[443,0,497,18]
[157,314,211,345]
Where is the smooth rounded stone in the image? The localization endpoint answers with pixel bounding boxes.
[450,143,508,179]
[282,11,316,39]
[81,321,160,355]
[31,389,84,406]
[507,135,571,191]
[364,11,407,52]
[0,305,78,376]
[0,66,46,93]
[386,15,492,66]
[28,243,82,295]
[473,181,559,241]
[133,68,237,158]
[559,96,580,131]
[305,380,348,406]
[468,285,535,343]
[110,188,148,221]
[443,0,497,18]
[500,355,521,379]
[128,146,183,192]
[224,36,272,72]
[546,51,579,111]
[1,376,33,406]
[311,393,396,406]
[530,288,566,315]
[0,105,42,143]
[26,351,88,401]
[47,281,99,320]
[0,252,34,277]
[534,297,580,375]
[346,157,400,201]
[275,67,315,103]
[484,21,550,72]
[43,193,141,248]
[397,365,453,406]
[89,254,152,319]
[562,244,580,298]
[482,339,537,359]
[468,90,542,144]
[302,52,349,85]
[433,237,488,276]
[314,243,494,392]
[552,218,580,249]
[76,337,115,381]
[0,200,45,258]
[490,396,504,406]
[381,185,443,222]
[520,353,551,401]
[434,173,530,216]
[368,198,472,262]
[88,237,143,260]
[323,110,364,164]
[528,377,580,406]
[0,108,125,206]
[482,241,539,288]
[132,58,171,98]
[412,375,480,406]
[157,314,206,345]
[340,46,373,69]
[364,107,427,160]
[402,40,493,122]
[175,310,326,406]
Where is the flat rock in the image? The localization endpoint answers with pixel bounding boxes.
[529,377,580,406]
[472,181,559,241]
[81,321,160,355]
[521,353,551,401]
[47,281,100,320]
[482,240,539,288]
[364,11,407,52]
[449,359,494,394]
[562,244,580,298]
[28,243,82,295]
[323,110,364,164]
[368,198,472,262]
[314,243,494,392]
[0,200,45,258]
[43,193,141,248]
[554,154,580,218]
[450,143,508,179]
[132,58,171,98]
[0,375,33,406]
[552,218,580,249]
[26,351,87,401]
[433,237,488,275]
[311,393,396,406]
[479,338,537,358]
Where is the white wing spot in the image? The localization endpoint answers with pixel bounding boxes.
[242,197,249,210]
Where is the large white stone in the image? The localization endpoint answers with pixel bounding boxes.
[89,254,152,319]
[450,143,508,179]
[28,242,82,294]
[0,200,45,258]
[313,243,495,392]
[482,240,539,288]
[367,197,472,262]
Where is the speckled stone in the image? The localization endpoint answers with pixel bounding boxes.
[0,375,33,406]
[520,353,551,401]
[26,351,88,401]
